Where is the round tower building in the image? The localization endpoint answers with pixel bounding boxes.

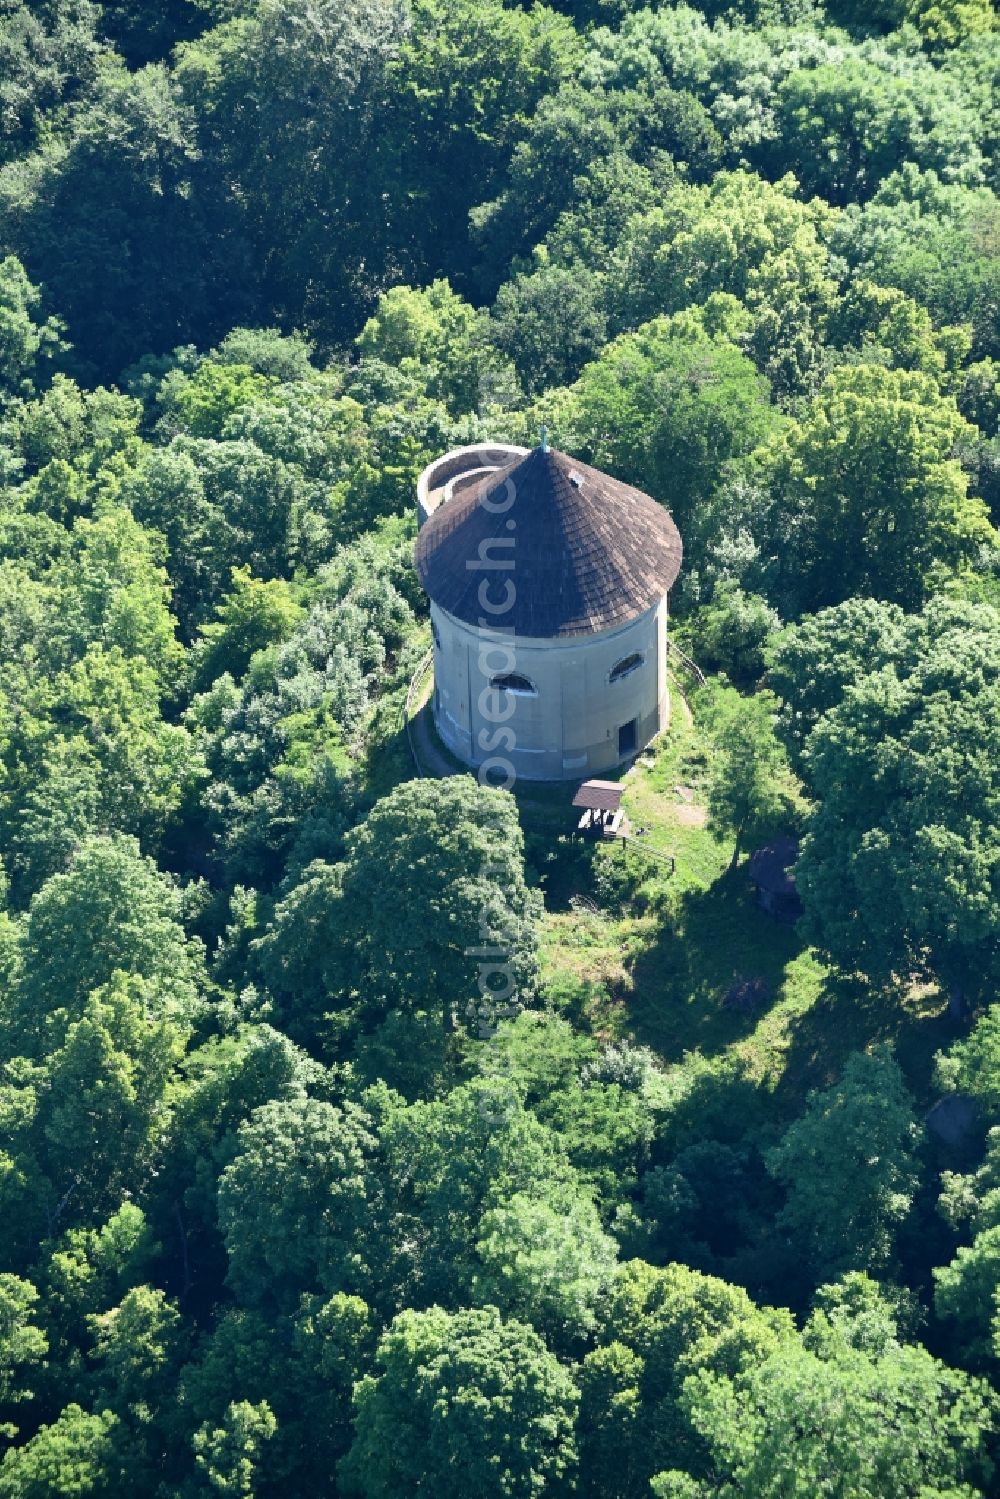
[414,441,683,781]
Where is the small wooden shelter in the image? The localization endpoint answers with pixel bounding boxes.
[573,779,625,837]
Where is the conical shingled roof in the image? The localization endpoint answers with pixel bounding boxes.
[414,446,682,639]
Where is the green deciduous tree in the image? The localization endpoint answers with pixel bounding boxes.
[174,0,409,341]
[472,1191,617,1349]
[0,64,224,379]
[693,586,779,688]
[257,777,541,1042]
[683,1328,996,1497]
[3,833,203,1056]
[703,688,790,869]
[0,645,199,904]
[47,508,185,688]
[176,1292,373,1492]
[931,1130,1000,1368]
[564,319,775,577]
[935,1225,1000,1370]
[1,977,185,1255]
[610,171,839,395]
[770,61,982,207]
[150,1023,325,1298]
[831,279,971,389]
[378,1076,600,1312]
[159,363,277,442]
[0,1275,47,1436]
[833,169,1000,363]
[0,1403,133,1499]
[356,281,486,416]
[216,1097,378,1312]
[489,267,608,398]
[35,1204,156,1407]
[796,601,1000,1001]
[340,1305,579,1499]
[474,1016,657,1212]
[396,0,579,286]
[763,366,994,615]
[7,375,142,485]
[940,1012,1000,1124]
[90,1285,188,1425]
[0,257,64,405]
[28,976,185,1229]
[0,2,104,166]
[765,1047,922,1281]
[191,570,302,692]
[579,1260,794,1495]
[192,1399,276,1498]
[766,599,912,770]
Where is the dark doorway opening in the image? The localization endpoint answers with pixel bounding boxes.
[618,718,637,757]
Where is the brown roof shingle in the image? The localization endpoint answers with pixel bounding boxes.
[572,780,624,812]
[414,446,683,639]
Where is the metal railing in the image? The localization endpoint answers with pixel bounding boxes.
[620,835,676,873]
[666,638,706,688]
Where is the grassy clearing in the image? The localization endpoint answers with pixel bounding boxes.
[375,666,954,1118]
[620,687,724,889]
[536,684,954,1117]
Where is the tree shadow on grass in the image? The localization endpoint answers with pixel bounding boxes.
[626,866,806,1063]
[529,832,603,912]
[626,860,959,1114]
[773,966,957,1112]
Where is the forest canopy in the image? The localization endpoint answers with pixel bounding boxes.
[0,0,999,1495]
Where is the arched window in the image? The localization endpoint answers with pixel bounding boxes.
[490,672,537,695]
[431,620,442,649]
[609,653,644,683]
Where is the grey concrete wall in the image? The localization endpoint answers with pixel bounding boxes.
[417,443,528,528]
[430,597,670,782]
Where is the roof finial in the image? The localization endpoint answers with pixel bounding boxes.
[539,424,550,454]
